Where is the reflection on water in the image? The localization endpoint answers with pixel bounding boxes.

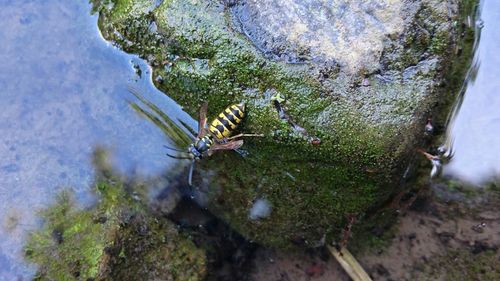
[444,0,500,185]
[0,0,193,279]
[128,86,195,150]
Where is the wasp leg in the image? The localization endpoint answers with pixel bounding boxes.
[226,133,264,140]
[416,148,439,160]
[234,148,249,158]
[187,160,195,186]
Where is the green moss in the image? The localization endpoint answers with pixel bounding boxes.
[190,134,393,247]
[105,212,206,281]
[25,150,206,280]
[26,192,107,280]
[92,0,166,61]
[429,28,450,55]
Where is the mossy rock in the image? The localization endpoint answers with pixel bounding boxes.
[90,0,477,247]
[25,150,206,280]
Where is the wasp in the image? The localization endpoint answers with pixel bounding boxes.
[166,102,262,186]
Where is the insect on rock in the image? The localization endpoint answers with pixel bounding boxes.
[165,102,262,186]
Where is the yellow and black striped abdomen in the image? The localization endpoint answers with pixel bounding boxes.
[209,103,245,140]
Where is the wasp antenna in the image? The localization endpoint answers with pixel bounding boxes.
[166,153,179,159]
[163,144,184,152]
[188,160,195,186]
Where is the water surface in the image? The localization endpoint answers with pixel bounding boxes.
[0,1,193,279]
[443,0,500,185]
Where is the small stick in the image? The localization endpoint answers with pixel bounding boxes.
[340,214,356,248]
[327,246,373,281]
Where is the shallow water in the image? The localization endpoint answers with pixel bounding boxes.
[443,0,500,185]
[0,1,194,279]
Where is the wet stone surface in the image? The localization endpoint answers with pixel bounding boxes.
[232,0,404,72]
[90,0,476,248]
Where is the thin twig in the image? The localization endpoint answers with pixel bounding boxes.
[327,246,373,281]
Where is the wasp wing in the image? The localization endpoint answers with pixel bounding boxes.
[207,140,244,156]
[198,101,208,138]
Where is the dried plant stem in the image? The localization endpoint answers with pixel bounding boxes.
[328,246,373,281]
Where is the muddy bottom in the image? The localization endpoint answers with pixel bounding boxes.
[249,187,500,281]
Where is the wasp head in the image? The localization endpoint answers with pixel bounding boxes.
[236,102,245,112]
[188,144,202,160]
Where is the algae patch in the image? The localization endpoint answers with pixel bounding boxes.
[25,149,206,280]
